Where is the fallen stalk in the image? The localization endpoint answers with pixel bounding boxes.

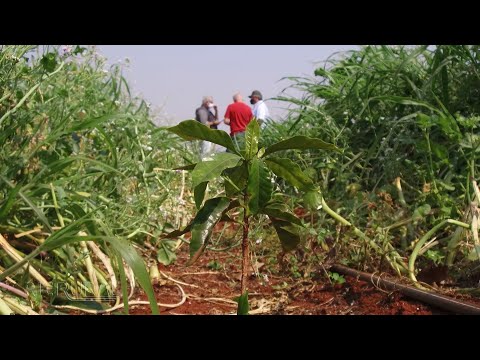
[0,234,51,288]
[320,196,408,275]
[0,281,29,299]
[0,293,38,315]
[0,297,13,315]
[408,219,470,284]
[160,271,200,288]
[331,264,480,315]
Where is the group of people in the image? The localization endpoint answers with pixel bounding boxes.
[195,90,269,158]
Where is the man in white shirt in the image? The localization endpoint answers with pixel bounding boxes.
[248,90,269,127]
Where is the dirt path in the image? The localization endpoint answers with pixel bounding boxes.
[126,246,474,315]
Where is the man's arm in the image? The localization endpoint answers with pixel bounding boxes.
[224,106,231,125]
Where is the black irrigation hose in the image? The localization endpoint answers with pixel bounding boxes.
[331,264,480,315]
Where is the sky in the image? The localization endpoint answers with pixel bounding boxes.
[98,45,358,127]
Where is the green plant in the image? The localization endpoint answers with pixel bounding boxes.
[424,249,445,266]
[207,260,223,271]
[164,119,339,314]
[157,240,178,266]
[261,45,480,280]
[328,272,345,285]
[285,254,302,278]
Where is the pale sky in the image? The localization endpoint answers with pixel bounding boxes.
[98,45,358,126]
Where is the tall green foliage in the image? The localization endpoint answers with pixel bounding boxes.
[0,45,186,314]
[266,45,480,273]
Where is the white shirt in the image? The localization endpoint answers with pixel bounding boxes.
[252,100,269,121]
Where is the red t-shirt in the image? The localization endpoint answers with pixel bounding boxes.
[224,102,253,136]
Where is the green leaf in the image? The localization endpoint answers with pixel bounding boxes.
[31,158,76,182]
[264,157,315,191]
[247,159,272,215]
[416,113,432,130]
[67,203,98,235]
[73,46,87,55]
[437,180,455,191]
[433,115,460,139]
[157,240,178,265]
[168,120,239,154]
[207,260,223,271]
[329,272,345,285]
[364,96,445,116]
[314,67,334,82]
[117,250,130,314]
[0,181,22,222]
[459,133,480,150]
[223,162,248,196]
[0,176,52,232]
[73,156,126,177]
[187,197,230,265]
[69,114,125,133]
[161,224,192,239]
[194,182,208,209]
[236,291,249,315]
[271,219,303,251]
[95,127,118,168]
[430,142,449,162]
[40,52,57,72]
[245,119,259,160]
[263,203,303,226]
[42,114,123,146]
[412,204,432,222]
[192,153,241,188]
[264,136,340,156]
[33,156,125,181]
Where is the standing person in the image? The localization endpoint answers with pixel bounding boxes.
[248,90,269,126]
[206,98,220,153]
[208,100,219,130]
[224,93,253,151]
[195,96,220,158]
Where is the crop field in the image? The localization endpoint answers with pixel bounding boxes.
[1,45,480,315]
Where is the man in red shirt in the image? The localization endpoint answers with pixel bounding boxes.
[224,93,253,151]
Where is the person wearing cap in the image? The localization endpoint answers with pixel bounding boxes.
[223,92,253,152]
[248,90,270,126]
[195,96,220,158]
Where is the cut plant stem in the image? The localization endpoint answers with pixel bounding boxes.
[0,281,28,299]
[0,294,38,315]
[0,297,13,315]
[0,234,51,288]
[409,219,470,285]
[87,241,117,290]
[79,241,100,300]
